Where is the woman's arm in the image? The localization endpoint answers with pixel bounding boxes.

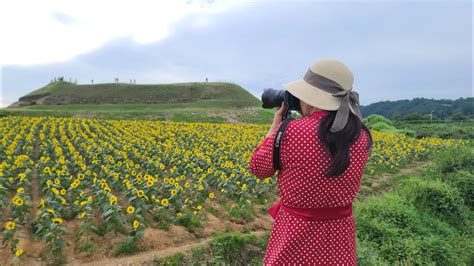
[249,103,286,178]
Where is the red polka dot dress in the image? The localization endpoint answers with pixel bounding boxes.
[249,110,370,265]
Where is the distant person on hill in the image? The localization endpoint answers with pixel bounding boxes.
[91,79,94,84]
[206,77,208,83]
[250,58,373,265]
[133,79,136,84]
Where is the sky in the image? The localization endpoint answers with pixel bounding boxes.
[1,0,472,108]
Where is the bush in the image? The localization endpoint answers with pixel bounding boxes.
[413,179,467,227]
[366,114,394,126]
[175,213,202,233]
[210,232,247,264]
[433,147,474,174]
[448,170,474,210]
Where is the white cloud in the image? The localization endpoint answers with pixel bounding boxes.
[0,0,244,66]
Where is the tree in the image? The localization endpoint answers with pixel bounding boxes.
[402,112,429,121]
[451,112,466,122]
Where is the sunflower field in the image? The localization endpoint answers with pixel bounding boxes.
[0,116,469,260]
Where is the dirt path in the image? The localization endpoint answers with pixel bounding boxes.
[359,159,433,198]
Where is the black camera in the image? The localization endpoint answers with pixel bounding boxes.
[261,89,301,120]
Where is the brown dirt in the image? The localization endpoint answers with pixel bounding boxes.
[364,159,432,196]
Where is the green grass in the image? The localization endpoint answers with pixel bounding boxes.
[1,103,276,124]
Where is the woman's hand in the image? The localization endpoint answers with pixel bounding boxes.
[266,102,286,138]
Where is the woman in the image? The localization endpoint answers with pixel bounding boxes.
[250,58,373,265]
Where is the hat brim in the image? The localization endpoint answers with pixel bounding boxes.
[282,79,357,114]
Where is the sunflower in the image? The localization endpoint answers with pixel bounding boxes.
[52,217,63,224]
[12,196,24,206]
[161,198,169,206]
[15,249,24,257]
[197,205,203,210]
[39,198,45,208]
[133,220,140,229]
[71,180,80,189]
[43,167,51,174]
[209,192,215,199]
[170,189,177,196]
[137,190,145,198]
[109,195,117,205]
[127,206,135,214]
[5,221,15,230]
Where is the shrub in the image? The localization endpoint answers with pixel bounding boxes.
[433,147,474,174]
[413,179,467,227]
[210,232,247,264]
[448,170,474,210]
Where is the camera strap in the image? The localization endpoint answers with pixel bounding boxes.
[273,115,293,170]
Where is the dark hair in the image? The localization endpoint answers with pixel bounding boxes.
[318,111,373,178]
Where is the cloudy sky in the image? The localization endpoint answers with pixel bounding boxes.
[1,0,472,107]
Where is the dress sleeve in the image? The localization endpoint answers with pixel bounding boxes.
[249,121,283,179]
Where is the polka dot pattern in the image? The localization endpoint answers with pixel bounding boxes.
[249,110,370,265]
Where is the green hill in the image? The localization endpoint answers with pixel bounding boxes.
[360,97,474,120]
[16,81,260,108]
[4,81,276,124]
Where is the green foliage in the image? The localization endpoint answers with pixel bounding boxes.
[395,122,474,139]
[448,170,474,210]
[77,240,95,253]
[175,213,202,233]
[368,121,396,131]
[412,179,468,227]
[364,114,418,137]
[209,232,247,264]
[114,240,141,256]
[153,252,186,265]
[432,146,474,174]
[402,112,430,121]
[452,112,467,121]
[365,114,394,127]
[226,204,255,223]
[354,146,474,264]
[360,97,474,119]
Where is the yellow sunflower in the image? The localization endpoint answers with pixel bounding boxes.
[5,221,15,230]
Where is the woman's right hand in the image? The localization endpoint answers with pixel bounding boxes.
[266,102,286,138]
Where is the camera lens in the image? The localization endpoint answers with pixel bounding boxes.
[261,88,285,108]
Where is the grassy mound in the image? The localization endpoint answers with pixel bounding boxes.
[17,81,260,107]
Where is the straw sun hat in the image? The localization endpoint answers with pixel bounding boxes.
[282,58,363,133]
